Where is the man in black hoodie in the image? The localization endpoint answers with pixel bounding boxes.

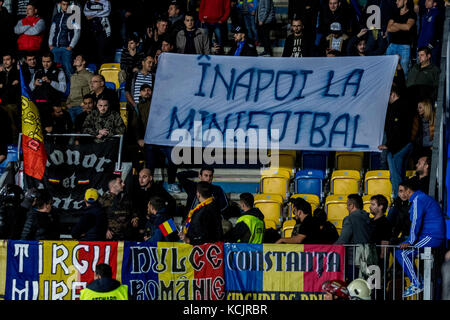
[71,188,107,241]
[80,263,128,300]
[225,192,265,243]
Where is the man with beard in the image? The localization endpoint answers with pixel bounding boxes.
[282,17,312,57]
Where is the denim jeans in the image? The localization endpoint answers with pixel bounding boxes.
[51,47,73,80]
[385,43,411,76]
[201,22,223,46]
[387,142,413,198]
[67,106,83,123]
[243,14,258,42]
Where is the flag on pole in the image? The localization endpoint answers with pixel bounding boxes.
[20,66,47,180]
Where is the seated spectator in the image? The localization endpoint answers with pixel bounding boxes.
[409,155,431,194]
[0,53,20,143]
[282,18,313,57]
[21,52,39,86]
[368,194,392,261]
[225,192,265,243]
[335,194,372,245]
[82,98,125,143]
[176,12,211,55]
[161,36,176,54]
[411,99,436,158]
[142,16,169,57]
[45,105,73,144]
[74,94,94,141]
[132,168,177,236]
[71,188,107,241]
[99,176,137,241]
[14,2,46,55]
[89,74,120,112]
[313,208,339,244]
[276,197,321,244]
[178,181,224,245]
[346,28,388,56]
[120,34,145,80]
[317,0,350,45]
[177,166,229,217]
[48,0,81,80]
[29,52,67,128]
[125,55,154,110]
[385,0,417,75]
[21,189,60,240]
[406,46,440,101]
[143,196,180,242]
[388,181,411,244]
[65,54,94,123]
[227,25,258,56]
[317,22,349,56]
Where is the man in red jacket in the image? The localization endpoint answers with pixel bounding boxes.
[199,0,230,46]
[14,3,45,56]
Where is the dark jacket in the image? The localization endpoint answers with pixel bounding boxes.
[225,207,265,243]
[334,209,372,244]
[384,97,414,155]
[227,39,258,56]
[144,208,180,243]
[186,200,223,245]
[92,87,120,112]
[388,196,411,244]
[82,108,125,143]
[99,191,135,241]
[21,207,60,240]
[71,202,108,241]
[31,64,67,104]
[0,66,20,105]
[177,170,229,218]
[282,33,313,57]
[346,32,388,56]
[50,11,78,48]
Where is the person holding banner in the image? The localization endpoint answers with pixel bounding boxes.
[80,263,128,300]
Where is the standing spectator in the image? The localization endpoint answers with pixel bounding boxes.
[256,0,275,56]
[227,25,258,56]
[143,196,180,242]
[48,0,81,80]
[388,181,411,244]
[168,1,185,39]
[178,181,224,245]
[14,3,46,56]
[125,55,154,110]
[417,0,444,64]
[99,176,137,241]
[225,192,265,243]
[317,0,350,46]
[29,52,67,128]
[368,194,392,269]
[89,74,120,112]
[83,0,112,67]
[176,12,211,54]
[120,34,145,80]
[395,178,445,297]
[142,17,169,57]
[313,208,339,244]
[0,0,15,58]
[177,166,229,217]
[406,46,440,101]
[411,99,436,158]
[199,0,230,47]
[378,83,414,198]
[20,189,60,240]
[71,188,107,241]
[282,18,313,57]
[66,54,94,122]
[385,0,417,75]
[80,263,128,300]
[0,53,20,143]
[82,98,125,143]
[236,0,259,45]
[288,0,319,43]
[276,197,321,244]
[334,194,372,245]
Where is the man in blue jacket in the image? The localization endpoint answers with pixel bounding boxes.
[395,178,445,297]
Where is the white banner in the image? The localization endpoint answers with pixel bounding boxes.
[145,53,397,152]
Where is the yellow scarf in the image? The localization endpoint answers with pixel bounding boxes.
[184,197,214,233]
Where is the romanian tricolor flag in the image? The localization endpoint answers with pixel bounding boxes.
[77,179,90,185]
[20,66,47,180]
[158,218,177,236]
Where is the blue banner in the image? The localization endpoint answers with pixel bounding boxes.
[145,53,397,152]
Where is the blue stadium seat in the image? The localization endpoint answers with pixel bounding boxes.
[300,151,329,172]
[87,63,97,74]
[105,81,116,90]
[114,48,122,63]
[294,169,325,199]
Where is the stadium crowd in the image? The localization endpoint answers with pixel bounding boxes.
[0,0,448,299]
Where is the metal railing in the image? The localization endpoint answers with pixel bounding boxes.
[343,244,437,300]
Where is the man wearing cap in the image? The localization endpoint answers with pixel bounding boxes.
[317,21,348,56]
[227,25,258,56]
[71,188,108,241]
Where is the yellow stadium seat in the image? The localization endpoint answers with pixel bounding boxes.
[99,63,121,88]
[254,193,284,226]
[264,219,278,230]
[364,170,391,199]
[282,219,297,238]
[120,102,128,127]
[335,151,364,171]
[269,150,296,175]
[363,194,392,214]
[330,170,361,195]
[288,194,320,217]
[260,167,291,200]
[406,170,416,179]
[325,194,348,234]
